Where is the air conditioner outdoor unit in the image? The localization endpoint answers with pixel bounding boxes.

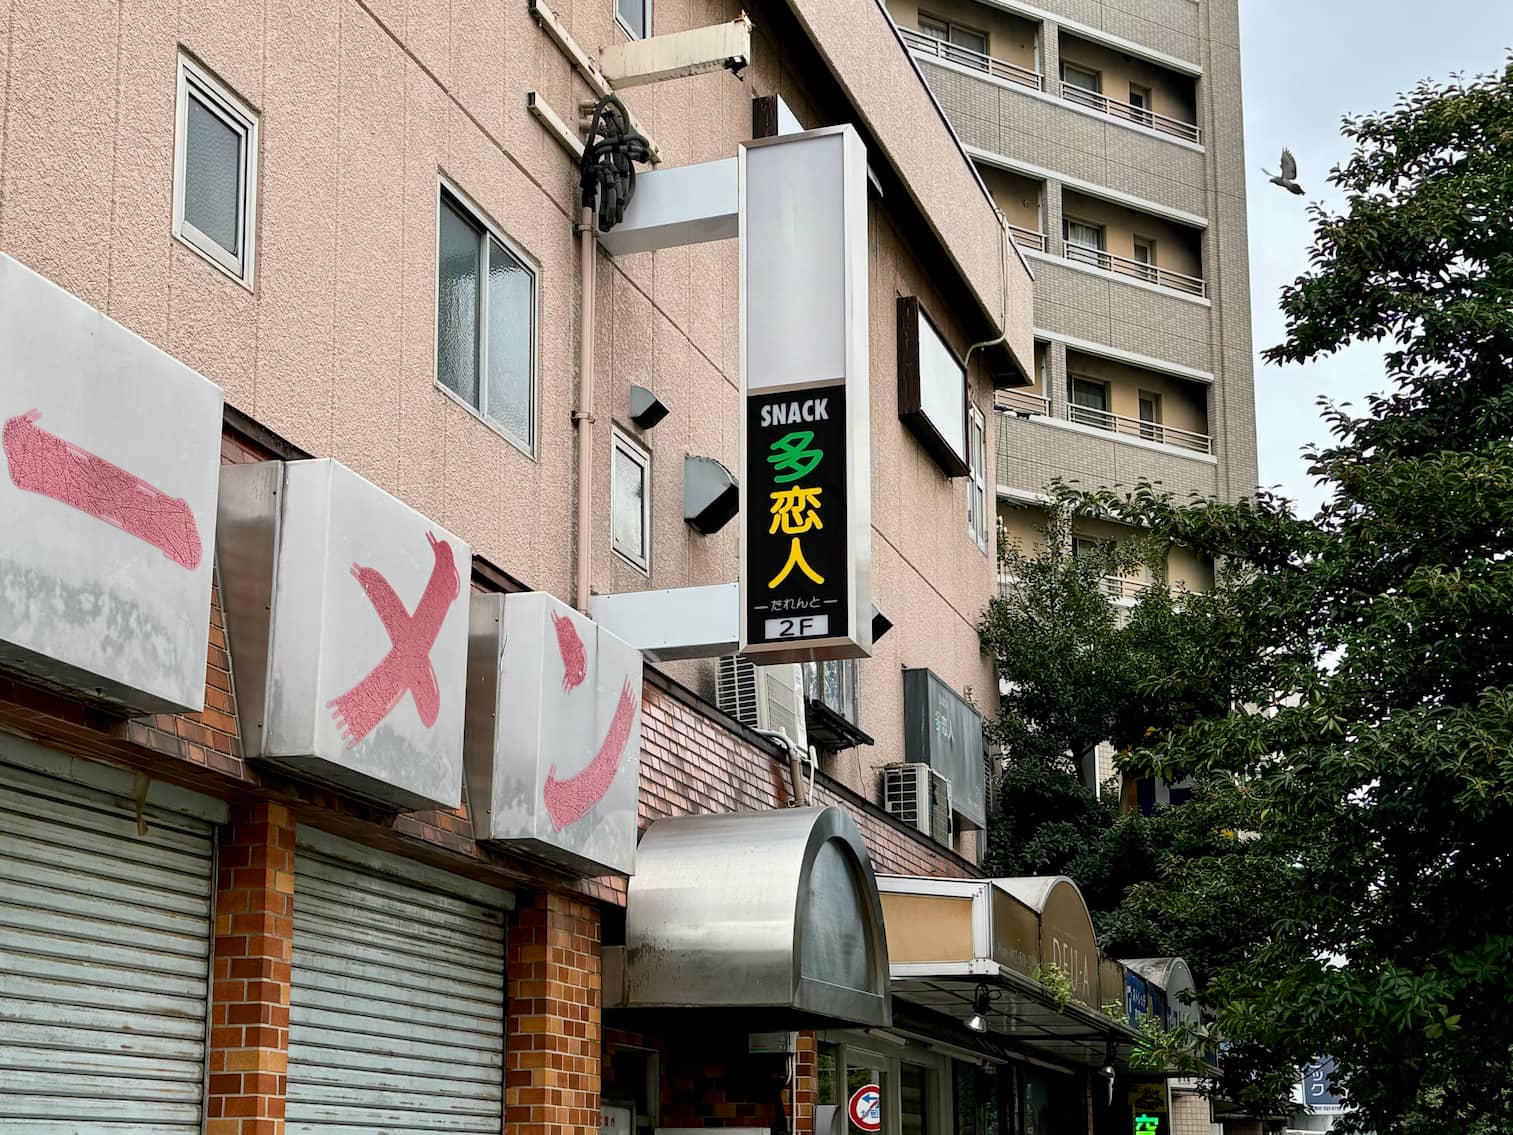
[883,762,952,846]
[716,655,808,753]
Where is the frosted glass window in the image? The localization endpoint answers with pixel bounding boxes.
[617,0,649,37]
[485,237,534,444]
[434,188,537,453]
[612,431,649,570]
[437,200,481,407]
[173,56,257,285]
[184,96,242,254]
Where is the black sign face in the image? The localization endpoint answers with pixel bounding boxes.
[745,385,850,648]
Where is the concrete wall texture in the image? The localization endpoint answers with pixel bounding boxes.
[0,0,1038,807]
[890,0,1259,510]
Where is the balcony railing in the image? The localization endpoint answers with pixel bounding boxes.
[997,391,1050,417]
[1065,404,1213,454]
[1059,84,1202,144]
[1063,243,1207,298]
[899,27,1043,91]
[997,570,1150,602]
[1008,224,1046,252]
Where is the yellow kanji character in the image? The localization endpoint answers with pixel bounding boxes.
[769,486,824,535]
[768,537,825,588]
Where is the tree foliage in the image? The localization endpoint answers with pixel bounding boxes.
[1084,60,1513,1135]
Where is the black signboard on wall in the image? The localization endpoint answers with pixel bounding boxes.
[744,386,850,650]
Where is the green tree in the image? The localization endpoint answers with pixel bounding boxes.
[1092,59,1513,1135]
[978,498,1257,932]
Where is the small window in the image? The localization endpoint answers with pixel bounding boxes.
[803,658,859,726]
[1061,61,1102,94]
[1069,376,1111,429]
[173,55,258,287]
[612,428,651,571]
[436,187,538,453]
[967,406,988,551]
[1063,218,1105,268]
[918,12,988,69]
[617,0,650,38]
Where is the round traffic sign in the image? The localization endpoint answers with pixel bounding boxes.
[848,1084,882,1133]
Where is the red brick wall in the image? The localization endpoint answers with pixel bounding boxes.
[206,801,296,1135]
[507,893,603,1135]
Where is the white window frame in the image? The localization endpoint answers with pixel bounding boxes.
[173,54,258,289]
[434,180,540,457]
[616,0,652,39]
[611,427,651,572]
[967,405,988,552]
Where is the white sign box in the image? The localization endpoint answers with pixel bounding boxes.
[0,254,223,713]
[464,592,643,877]
[218,459,471,811]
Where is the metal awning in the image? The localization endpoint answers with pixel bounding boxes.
[890,964,1139,1068]
[879,874,1141,1069]
[619,806,891,1027]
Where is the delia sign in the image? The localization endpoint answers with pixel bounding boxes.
[738,127,872,663]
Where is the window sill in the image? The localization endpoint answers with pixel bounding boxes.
[173,229,255,292]
[433,382,537,461]
[612,546,650,576]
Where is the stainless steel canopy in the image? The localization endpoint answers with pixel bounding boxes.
[622,805,891,1027]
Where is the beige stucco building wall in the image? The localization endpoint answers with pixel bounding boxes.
[0,0,1030,830]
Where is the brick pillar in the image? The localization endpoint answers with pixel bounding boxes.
[507,893,603,1135]
[207,802,296,1135]
[793,1032,818,1135]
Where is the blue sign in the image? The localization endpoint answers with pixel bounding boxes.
[1302,1058,1344,1112]
[1125,972,1149,1027]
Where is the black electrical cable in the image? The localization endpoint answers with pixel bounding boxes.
[580,94,651,232]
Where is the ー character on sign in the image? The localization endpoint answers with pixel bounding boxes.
[765,433,825,589]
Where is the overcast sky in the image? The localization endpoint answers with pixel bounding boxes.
[1238,0,1513,512]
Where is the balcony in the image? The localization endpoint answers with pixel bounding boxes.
[996,568,1149,602]
[1061,242,1205,298]
[1058,32,1201,146]
[1009,224,1046,252]
[897,26,1042,90]
[1064,404,1211,454]
[1059,84,1201,145]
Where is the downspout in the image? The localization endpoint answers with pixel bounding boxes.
[965,208,1012,366]
[575,205,596,613]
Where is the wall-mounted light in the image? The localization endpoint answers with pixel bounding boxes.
[630,385,670,429]
[966,983,1001,1033]
[871,604,893,643]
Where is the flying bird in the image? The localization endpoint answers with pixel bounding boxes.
[1264,147,1304,195]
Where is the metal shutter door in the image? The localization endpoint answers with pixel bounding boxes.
[0,758,215,1134]
[287,837,508,1134]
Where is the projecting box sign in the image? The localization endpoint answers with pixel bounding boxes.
[464,592,642,877]
[0,254,223,714]
[217,459,471,812]
[902,668,985,828]
[739,126,872,664]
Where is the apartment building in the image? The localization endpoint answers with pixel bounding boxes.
[886,0,1257,582]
